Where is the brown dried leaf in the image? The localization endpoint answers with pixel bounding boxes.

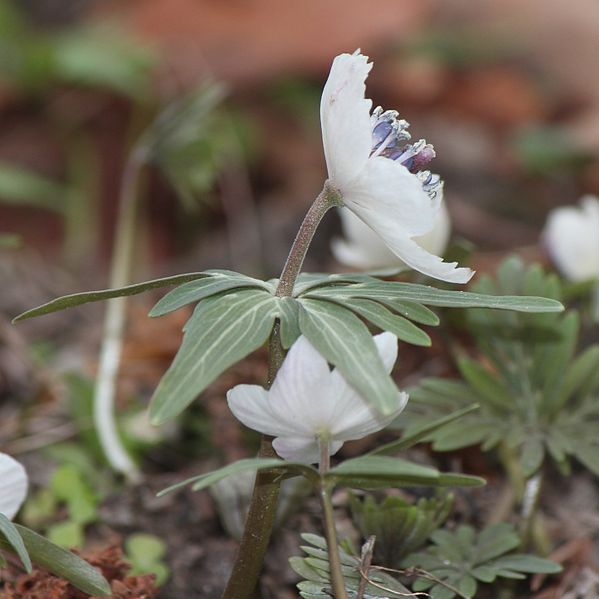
[0,546,159,599]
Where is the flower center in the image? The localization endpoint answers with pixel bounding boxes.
[370,106,441,200]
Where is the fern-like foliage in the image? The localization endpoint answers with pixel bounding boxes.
[289,533,411,598]
[396,257,599,477]
[350,492,452,569]
[403,523,561,599]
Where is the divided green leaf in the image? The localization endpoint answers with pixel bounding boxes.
[303,279,564,313]
[291,533,412,598]
[150,288,278,424]
[158,457,318,496]
[277,296,302,349]
[149,271,272,317]
[324,296,431,347]
[298,299,402,415]
[397,257,599,479]
[327,455,485,489]
[291,272,377,296]
[374,404,479,455]
[403,522,561,599]
[13,272,209,322]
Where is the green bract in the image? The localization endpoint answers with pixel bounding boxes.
[149,288,279,424]
[14,267,564,424]
[157,455,483,497]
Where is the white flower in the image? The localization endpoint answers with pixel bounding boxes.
[0,453,28,520]
[543,195,599,282]
[227,333,408,464]
[332,202,451,271]
[320,51,473,284]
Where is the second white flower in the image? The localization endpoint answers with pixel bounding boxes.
[227,332,408,464]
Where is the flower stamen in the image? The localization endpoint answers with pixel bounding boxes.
[369,107,436,177]
[370,107,411,158]
[418,170,443,204]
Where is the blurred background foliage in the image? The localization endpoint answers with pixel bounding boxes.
[0,0,597,278]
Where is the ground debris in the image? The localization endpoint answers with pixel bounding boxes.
[0,546,158,599]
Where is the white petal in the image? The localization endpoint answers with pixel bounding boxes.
[272,437,319,463]
[272,437,344,464]
[272,335,383,436]
[339,392,409,440]
[227,384,302,437]
[543,195,599,281]
[320,52,373,187]
[343,156,440,238]
[380,234,474,284]
[327,333,406,439]
[268,336,335,435]
[332,207,399,270]
[372,331,398,374]
[582,194,599,218]
[332,203,452,272]
[416,202,452,258]
[0,453,28,520]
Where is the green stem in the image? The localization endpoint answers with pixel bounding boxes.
[221,183,341,599]
[498,442,525,500]
[275,182,342,298]
[93,149,145,482]
[319,440,348,599]
[220,327,283,599]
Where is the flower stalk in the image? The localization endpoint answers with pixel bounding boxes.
[275,183,342,298]
[221,184,341,599]
[319,440,349,599]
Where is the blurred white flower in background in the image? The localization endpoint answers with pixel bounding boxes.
[332,202,451,271]
[543,195,599,281]
[227,333,408,464]
[0,453,28,520]
[320,51,473,284]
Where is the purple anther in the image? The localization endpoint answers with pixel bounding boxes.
[372,121,393,149]
[410,144,436,172]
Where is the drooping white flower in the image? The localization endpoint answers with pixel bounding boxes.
[0,453,28,520]
[332,202,451,271]
[227,333,408,464]
[543,195,599,282]
[320,51,473,284]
